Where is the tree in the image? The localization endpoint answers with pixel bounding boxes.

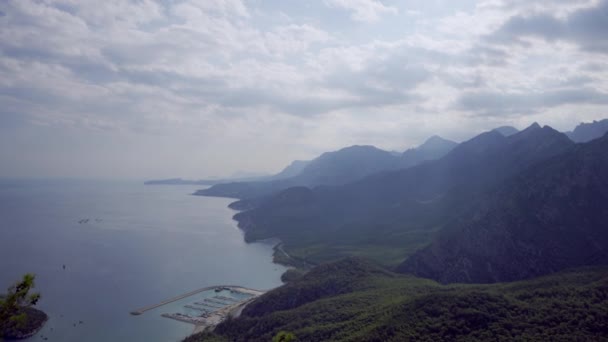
[0,273,41,332]
[273,331,297,342]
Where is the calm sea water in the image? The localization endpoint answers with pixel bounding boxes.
[0,180,287,341]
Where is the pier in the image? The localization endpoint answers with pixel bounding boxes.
[130,285,265,315]
[215,296,240,303]
[194,302,223,309]
[185,305,212,313]
[203,298,231,306]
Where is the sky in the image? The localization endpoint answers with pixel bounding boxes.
[1,0,607,180]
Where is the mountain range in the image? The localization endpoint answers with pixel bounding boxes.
[196,135,457,199]
[566,118,608,143]
[230,123,577,268]
[184,119,608,341]
[400,131,608,283]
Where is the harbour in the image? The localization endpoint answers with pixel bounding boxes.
[131,285,266,332]
[130,285,264,315]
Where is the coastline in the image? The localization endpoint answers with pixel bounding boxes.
[177,193,298,340]
[191,190,314,271]
[190,292,258,336]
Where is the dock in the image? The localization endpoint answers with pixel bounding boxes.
[194,302,223,309]
[184,304,212,313]
[130,285,265,315]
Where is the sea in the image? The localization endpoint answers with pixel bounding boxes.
[0,179,287,341]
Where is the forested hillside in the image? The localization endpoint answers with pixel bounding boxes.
[186,259,608,342]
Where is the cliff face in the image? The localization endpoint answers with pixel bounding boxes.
[399,133,608,284]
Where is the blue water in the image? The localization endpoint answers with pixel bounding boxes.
[0,180,287,341]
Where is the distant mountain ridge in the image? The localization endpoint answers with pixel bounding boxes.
[493,126,519,136]
[145,178,223,185]
[400,135,458,168]
[565,118,608,142]
[295,145,400,186]
[145,161,309,186]
[197,136,457,199]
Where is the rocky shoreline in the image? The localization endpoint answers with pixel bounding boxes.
[1,307,48,340]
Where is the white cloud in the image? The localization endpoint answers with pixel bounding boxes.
[0,0,607,179]
[323,0,398,22]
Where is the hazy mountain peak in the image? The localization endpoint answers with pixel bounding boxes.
[314,145,392,162]
[420,135,456,149]
[506,123,571,149]
[526,122,542,131]
[425,134,444,143]
[453,130,505,152]
[399,135,458,168]
[493,126,519,137]
[338,145,382,152]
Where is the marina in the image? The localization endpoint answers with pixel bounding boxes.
[203,298,231,305]
[194,302,223,309]
[184,305,212,312]
[131,285,266,332]
[130,285,264,315]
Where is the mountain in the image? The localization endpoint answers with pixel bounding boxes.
[493,125,519,136]
[294,145,400,186]
[197,137,456,200]
[271,160,310,179]
[232,124,574,266]
[399,132,608,284]
[145,163,308,187]
[185,258,608,342]
[565,118,608,143]
[144,178,223,185]
[197,145,400,199]
[399,135,457,168]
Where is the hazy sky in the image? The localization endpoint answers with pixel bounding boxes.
[1,0,607,179]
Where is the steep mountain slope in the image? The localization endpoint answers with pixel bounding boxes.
[566,118,608,142]
[234,124,574,266]
[399,132,608,284]
[197,137,456,200]
[185,258,608,342]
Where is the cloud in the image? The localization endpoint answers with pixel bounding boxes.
[323,0,398,22]
[457,88,608,117]
[487,0,608,53]
[1,0,608,178]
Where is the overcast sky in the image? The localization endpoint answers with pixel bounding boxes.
[1,0,607,179]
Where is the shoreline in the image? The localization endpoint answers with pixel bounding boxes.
[148,286,265,336]
[1,308,48,340]
[177,193,293,340]
[190,294,258,335]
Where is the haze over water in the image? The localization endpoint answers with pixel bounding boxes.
[0,180,287,342]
